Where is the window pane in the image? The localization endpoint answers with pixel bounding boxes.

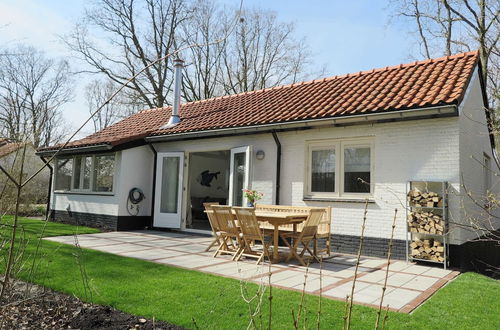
[311,149,335,192]
[55,158,73,191]
[73,156,82,189]
[160,157,179,213]
[232,152,246,206]
[82,156,92,189]
[93,155,115,192]
[344,147,370,193]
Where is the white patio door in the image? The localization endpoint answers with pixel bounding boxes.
[154,152,184,228]
[228,146,251,206]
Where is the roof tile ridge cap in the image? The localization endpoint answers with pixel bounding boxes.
[370,51,480,74]
[138,106,169,113]
[417,50,479,64]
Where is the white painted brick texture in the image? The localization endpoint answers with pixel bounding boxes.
[278,118,460,241]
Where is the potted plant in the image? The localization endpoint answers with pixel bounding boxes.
[243,189,263,207]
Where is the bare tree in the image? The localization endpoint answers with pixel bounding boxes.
[0,45,71,148]
[64,0,189,109]
[85,78,142,132]
[180,0,226,102]
[66,0,322,106]
[390,0,499,111]
[220,7,314,95]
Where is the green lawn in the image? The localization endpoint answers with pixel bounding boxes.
[1,217,499,329]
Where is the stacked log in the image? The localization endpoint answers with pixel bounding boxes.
[407,211,445,235]
[410,238,445,262]
[407,188,443,207]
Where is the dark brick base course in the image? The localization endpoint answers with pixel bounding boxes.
[50,210,151,231]
[330,233,407,260]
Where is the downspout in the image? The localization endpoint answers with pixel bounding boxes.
[148,143,158,228]
[40,156,53,220]
[271,131,281,205]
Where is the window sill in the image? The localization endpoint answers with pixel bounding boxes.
[303,196,375,203]
[54,191,115,196]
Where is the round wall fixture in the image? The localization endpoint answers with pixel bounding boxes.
[256,150,265,160]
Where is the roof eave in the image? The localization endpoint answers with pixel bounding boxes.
[35,143,113,156]
[146,104,458,143]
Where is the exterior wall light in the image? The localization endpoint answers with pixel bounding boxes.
[256,150,265,160]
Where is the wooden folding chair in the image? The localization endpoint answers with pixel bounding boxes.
[203,202,222,252]
[233,207,273,264]
[313,207,332,257]
[279,209,325,266]
[212,205,241,259]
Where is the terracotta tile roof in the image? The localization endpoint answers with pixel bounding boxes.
[40,51,479,152]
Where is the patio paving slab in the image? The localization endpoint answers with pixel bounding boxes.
[44,230,460,313]
[401,275,439,290]
[293,275,344,292]
[120,248,189,260]
[372,288,423,310]
[322,281,373,299]
[90,243,155,254]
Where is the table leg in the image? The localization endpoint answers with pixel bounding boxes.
[273,225,279,260]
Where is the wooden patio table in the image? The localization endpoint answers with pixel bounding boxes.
[253,211,308,261]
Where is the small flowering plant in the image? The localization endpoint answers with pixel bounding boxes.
[243,189,263,205]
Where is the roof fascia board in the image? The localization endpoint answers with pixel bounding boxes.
[458,66,479,114]
[146,105,457,143]
[36,143,113,157]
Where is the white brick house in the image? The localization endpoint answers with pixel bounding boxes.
[37,51,500,269]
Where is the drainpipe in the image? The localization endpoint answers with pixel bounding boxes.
[148,143,158,228]
[40,156,53,220]
[271,131,281,205]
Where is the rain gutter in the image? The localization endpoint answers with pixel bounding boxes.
[146,105,457,143]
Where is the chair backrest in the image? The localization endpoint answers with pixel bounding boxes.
[298,209,325,240]
[203,202,220,232]
[212,205,239,235]
[233,207,263,241]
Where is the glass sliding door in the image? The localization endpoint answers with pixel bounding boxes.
[154,152,184,228]
[229,146,251,206]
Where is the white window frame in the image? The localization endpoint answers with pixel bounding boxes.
[305,138,374,199]
[92,153,116,193]
[228,146,252,206]
[71,155,93,192]
[54,153,116,195]
[54,157,73,192]
[307,142,339,198]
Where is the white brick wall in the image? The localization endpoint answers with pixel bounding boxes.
[117,146,154,216]
[458,68,500,243]
[277,118,460,242]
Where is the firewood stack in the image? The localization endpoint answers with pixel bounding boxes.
[410,238,445,262]
[407,211,445,235]
[407,188,443,207]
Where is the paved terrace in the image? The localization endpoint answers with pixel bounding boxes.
[45,230,459,313]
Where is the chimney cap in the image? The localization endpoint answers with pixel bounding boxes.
[173,58,184,66]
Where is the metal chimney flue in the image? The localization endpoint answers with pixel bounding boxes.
[163,58,184,128]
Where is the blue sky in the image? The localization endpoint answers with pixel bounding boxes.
[0,0,415,136]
